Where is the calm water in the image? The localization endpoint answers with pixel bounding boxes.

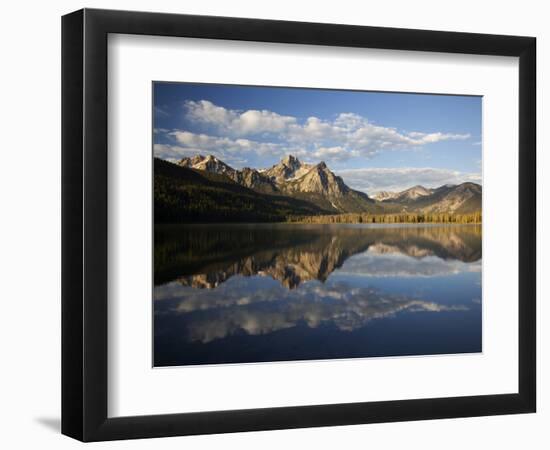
[154,223,482,366]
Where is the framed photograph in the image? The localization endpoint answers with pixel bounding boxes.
[62,8,536,441]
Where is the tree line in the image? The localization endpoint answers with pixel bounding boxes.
[286,211,482,224]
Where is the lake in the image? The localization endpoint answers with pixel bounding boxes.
[154,223,482,366]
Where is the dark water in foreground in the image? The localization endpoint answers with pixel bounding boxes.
[154,223,482,367]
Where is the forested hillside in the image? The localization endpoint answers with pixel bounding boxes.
[154,158,329,223]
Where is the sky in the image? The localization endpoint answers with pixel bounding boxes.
[153,82,482,194]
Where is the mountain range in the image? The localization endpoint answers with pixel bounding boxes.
[372,182,482,214]
[154,154,481,223]
[179,154,378,214]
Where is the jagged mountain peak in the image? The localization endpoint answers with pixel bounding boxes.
[179,154,234,172]
[285,159,349,199]
[316,161,328,170]
[264,155,313,182]
[281,154,300,167]
[179,154,206,166]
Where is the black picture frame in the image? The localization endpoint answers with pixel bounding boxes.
[62,8,536,442]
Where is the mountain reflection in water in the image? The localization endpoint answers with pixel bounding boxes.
[154,224,482,366]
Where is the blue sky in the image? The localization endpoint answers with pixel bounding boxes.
[153,82,481,194]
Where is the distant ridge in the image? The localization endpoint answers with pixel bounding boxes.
[373,182,481,214]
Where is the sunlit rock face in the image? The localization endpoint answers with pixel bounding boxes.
[263,154,314,184]
[179,154,236,176]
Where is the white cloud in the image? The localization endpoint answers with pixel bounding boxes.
[154,143,255,167]
[312,146,355,161]
[238,109,296,134]
[184,100,235,125]
[185,100,297,135]
[407,131,471,144]
[154,131,285,164]
[335,167,482,194]
[181,99,471,160]
[153,144,198,160]
[334,112,364,129]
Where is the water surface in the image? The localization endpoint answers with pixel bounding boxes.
[154,223,481,366]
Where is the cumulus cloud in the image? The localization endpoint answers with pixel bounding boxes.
[180,99,471,160]
[312,146,355,161]
[335,167,482,194]
[153,144,199,160]
[154,131,285,165]
[185,100,297,135]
